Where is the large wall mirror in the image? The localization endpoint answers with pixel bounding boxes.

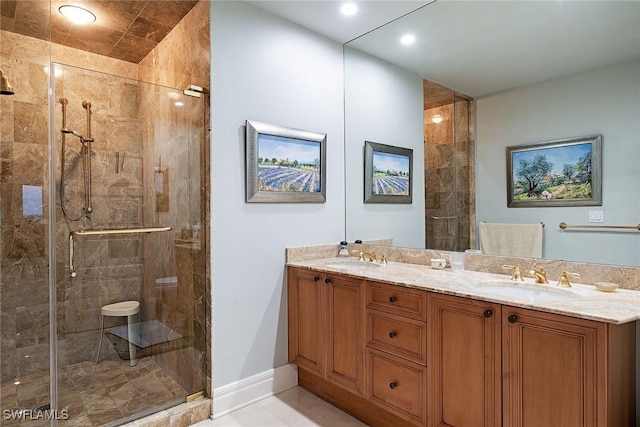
[344,1,640,267]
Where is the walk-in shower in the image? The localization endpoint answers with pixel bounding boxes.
[0,0,211,423]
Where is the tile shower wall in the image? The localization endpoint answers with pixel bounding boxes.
[0,30,52,382]
[138,0,211,398]
[54,63,144,366]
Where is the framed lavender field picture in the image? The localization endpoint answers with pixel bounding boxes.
[364,141,412,204]
[246,120,326,203]
[507,134,602,208]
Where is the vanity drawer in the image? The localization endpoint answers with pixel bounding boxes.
[366,281,427,321]
[367,348,426,426]
[367,310,426,365]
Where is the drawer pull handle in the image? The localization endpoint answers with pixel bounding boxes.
[389,382,398,390]
[324,278,332,283]
[483,309,493,318]
[508,314,518,324]
[388,331,397,339]
[313,276,320,281]
[389,296,397,303]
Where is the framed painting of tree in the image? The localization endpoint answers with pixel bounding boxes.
[506,134,602,207]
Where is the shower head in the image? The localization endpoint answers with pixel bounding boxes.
[0,69,14,95]
[61,128,84,139]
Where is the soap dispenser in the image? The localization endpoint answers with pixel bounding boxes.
[338,241,349,257]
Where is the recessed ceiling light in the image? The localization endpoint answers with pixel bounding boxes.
[400,34,416,45]
[432,114,443,124]
[340,3,358,16]
[174,101,184,107]
[59,5,96,25]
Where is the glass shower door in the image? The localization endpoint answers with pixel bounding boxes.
[0,4,53,425]
[51,64,208,426]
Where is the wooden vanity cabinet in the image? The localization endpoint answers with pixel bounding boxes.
[287,267,366,396]
[428,293,636,427]
[428,293,502,427]
[290,268,636,427]
[502,306,636,427]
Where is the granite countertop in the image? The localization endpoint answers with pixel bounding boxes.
[287,257,640,324]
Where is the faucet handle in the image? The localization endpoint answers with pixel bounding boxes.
[557,271,579,288]
[502,264,524,281]
[380,253,388,264]
[528,267,549,284]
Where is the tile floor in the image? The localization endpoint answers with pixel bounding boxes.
[1,357,187,426]
[193,386,367,427]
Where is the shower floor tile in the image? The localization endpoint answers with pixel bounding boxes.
[1,357,187,426]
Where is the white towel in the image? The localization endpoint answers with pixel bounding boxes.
[479,222,543,258]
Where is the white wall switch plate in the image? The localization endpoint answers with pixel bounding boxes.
[588,210,604,223]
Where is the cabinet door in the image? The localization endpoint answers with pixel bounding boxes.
[325,273,365,395]
[428,293,502,427]
[288,267,324,375]
[502,307,605,427]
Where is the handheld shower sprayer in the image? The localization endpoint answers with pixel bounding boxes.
[59,99,95,220]
[61,128,85,142]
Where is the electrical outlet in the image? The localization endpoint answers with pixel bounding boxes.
[588,210,604,223]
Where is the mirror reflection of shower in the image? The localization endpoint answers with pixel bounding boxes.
[59,98,95,221]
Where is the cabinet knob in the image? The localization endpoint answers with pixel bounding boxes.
[389,382,397,390]
[324,278,332,284]
[388,331,397,339]
[313,276,320,281]
[389,296,397,303]
[483,309,493,318]
[508,314,518,324]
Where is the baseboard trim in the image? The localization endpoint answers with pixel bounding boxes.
[212,363,298,418]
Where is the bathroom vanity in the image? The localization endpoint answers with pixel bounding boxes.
[287,259,638,427]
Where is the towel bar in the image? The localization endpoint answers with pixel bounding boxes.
[69,226,172,277]
[558,222,640,231]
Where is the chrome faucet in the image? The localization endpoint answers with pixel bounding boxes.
[528,267,549,284]
[502,264,524,281]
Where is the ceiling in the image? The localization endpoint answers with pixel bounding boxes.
[252,0,640,97]
[2,1,638,94]
[247,0,431,44]
[0,0,198,63]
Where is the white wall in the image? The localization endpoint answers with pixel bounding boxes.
[476,59,640,265]
[210,2,345,388]
[344,47,425,248]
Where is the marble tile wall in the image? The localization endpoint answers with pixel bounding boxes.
[138,0,211,399]
[0,27,149,379]
[52,62,144,367]
[138,0,210,91]
[1,30,53,382]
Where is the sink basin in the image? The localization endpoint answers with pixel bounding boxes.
[473,281,577,300]
[324,260,381,271]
